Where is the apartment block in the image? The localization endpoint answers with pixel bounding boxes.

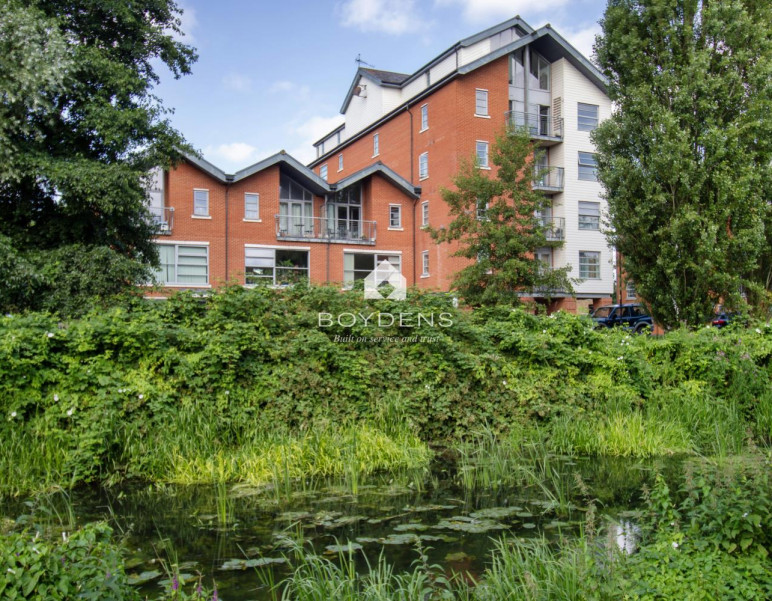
[151,16,614,310]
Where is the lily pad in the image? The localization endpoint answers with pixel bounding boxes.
[522,523,537,529]
[445,551,475,562]
[435,519,506,533]
[276,511,312,522]
[381,533,420,545]
[325,543,363,553]
[127,570,162,586]
[469,507,522,520]
[220,557,287,571]
[404,504,458,513]
[394,522,429,532]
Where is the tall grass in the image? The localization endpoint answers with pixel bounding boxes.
[0,427,72,498]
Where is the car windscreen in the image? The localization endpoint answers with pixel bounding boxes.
[593,307,613,318]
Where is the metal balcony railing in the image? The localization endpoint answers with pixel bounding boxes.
[275,215,376,245]
[149,206,174,234]
[506,111,564,140]
[538,216,565,241]
[533,166,564,193]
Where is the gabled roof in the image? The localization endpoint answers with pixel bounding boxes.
[181,152,420,199]
[458,24,607,93]
[335,162,421,200]
[338,15,535,115]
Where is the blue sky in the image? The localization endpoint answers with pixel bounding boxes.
[158,0,607,172]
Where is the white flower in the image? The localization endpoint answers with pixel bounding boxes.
[47,332,54,338]
[756,328,762,334]
[10,411,16,418]
[542,329,547,334]
[743,512,749,518]
[617,356,624,361]
[7,568,15,575]
[672,542,679,549]
[118,389,123,394]
[53,394,59,402]
[225,390,230,396]
[502,380,508,386]
[66,408,73,417]
[138,394,144,400]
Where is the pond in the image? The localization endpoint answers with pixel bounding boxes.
[0,454,683,600]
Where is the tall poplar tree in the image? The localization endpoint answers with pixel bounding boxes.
[593,0,772,327]
[430,127,573,306]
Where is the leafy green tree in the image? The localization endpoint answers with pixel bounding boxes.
[0,0,197,315]
[430,127,573,306]
[594,0,772,327]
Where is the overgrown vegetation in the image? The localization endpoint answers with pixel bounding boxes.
[1,285,771,498]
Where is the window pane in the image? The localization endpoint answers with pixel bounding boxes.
[476,142,489,168]
[390,206,401,227]
[579,251,600,279]
[578,152,598,181]
[578,103,599,131]
[193,190,208,215]
[245,193,259,219]
[475,90,488,115]
[421,105,428,129]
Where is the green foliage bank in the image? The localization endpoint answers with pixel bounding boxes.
[1,285,772,496]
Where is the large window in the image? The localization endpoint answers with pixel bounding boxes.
[511,48,525,87]
[420,104,428,130]
[156,244,208,285]
[279,173,314,236]
[475,89,489,116]
[245,247,309,286]
[529,49,550,90]
[244,193,259,220]
[579,251,601,279]
[193,189,209,216]
[344,253,401,285]
[327,184,361,238]
[578,152,598,181]
[578,103,599,131]
[578,201,600,230]
[419,152,428,179]
[476,141,489,168]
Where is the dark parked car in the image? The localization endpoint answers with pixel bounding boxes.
[591,303,653,333]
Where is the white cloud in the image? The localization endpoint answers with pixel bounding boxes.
[269,80,311,100]
[434,0,569,23]
[338,0,421,35]
[203,143,262,170]
[558,22,601,61]
[286,114,346,164]
[170,3,198,43]
[222,73,252,92]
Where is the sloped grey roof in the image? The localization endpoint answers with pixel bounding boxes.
[361,68,410,86]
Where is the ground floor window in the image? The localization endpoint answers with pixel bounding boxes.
[626,280,637,299]
[245,247,309,286]
[579,251,601,279]
[344,252,401,285]
[156,244,208,285]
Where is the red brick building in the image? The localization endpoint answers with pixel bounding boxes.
[150,16,615,311]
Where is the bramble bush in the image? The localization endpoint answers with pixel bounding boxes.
[0,284,771,494]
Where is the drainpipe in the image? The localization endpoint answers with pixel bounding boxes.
[225,181,230,283]
[523,44,530,118]
[406,102,418,286]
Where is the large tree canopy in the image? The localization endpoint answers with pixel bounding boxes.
[594,0,772,327]
[431,127,574,306]
[0,0,196,314]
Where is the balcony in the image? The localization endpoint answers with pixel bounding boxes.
[533,167,564,193]
[275,215,376,245]
[539,216,565,241]
[149,206,174,235]
[506,111,564,145]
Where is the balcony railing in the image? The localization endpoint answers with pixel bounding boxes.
[506,111,564,142]
[538,216,565,241]
[533,166,564,193]
[149,206,174,234]
[275,215,376,245]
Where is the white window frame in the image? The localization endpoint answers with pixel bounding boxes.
[320,164,328,181]
[421,201,429,227]
[373,133,380,157]
[419,152,429,180]
[626,280,637,300]
[193,189,209,217]
[155,242,209,286]
[421,251,430,277]
[343,251,402,287]
[388,204,402,229]
[338,154,344,172]
[578,152,598,181]
[244,245,310,287]
[244,192,260,221]
[579,251,601,280]
[420,104,428,131]
[578,201,600,230]
[475,89,489,117]
[578,103,599,132]
[476,141,490,169]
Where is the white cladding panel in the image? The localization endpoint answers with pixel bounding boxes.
[458,39,491,67]
[550,58,613,297]
[344,76,386,137]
